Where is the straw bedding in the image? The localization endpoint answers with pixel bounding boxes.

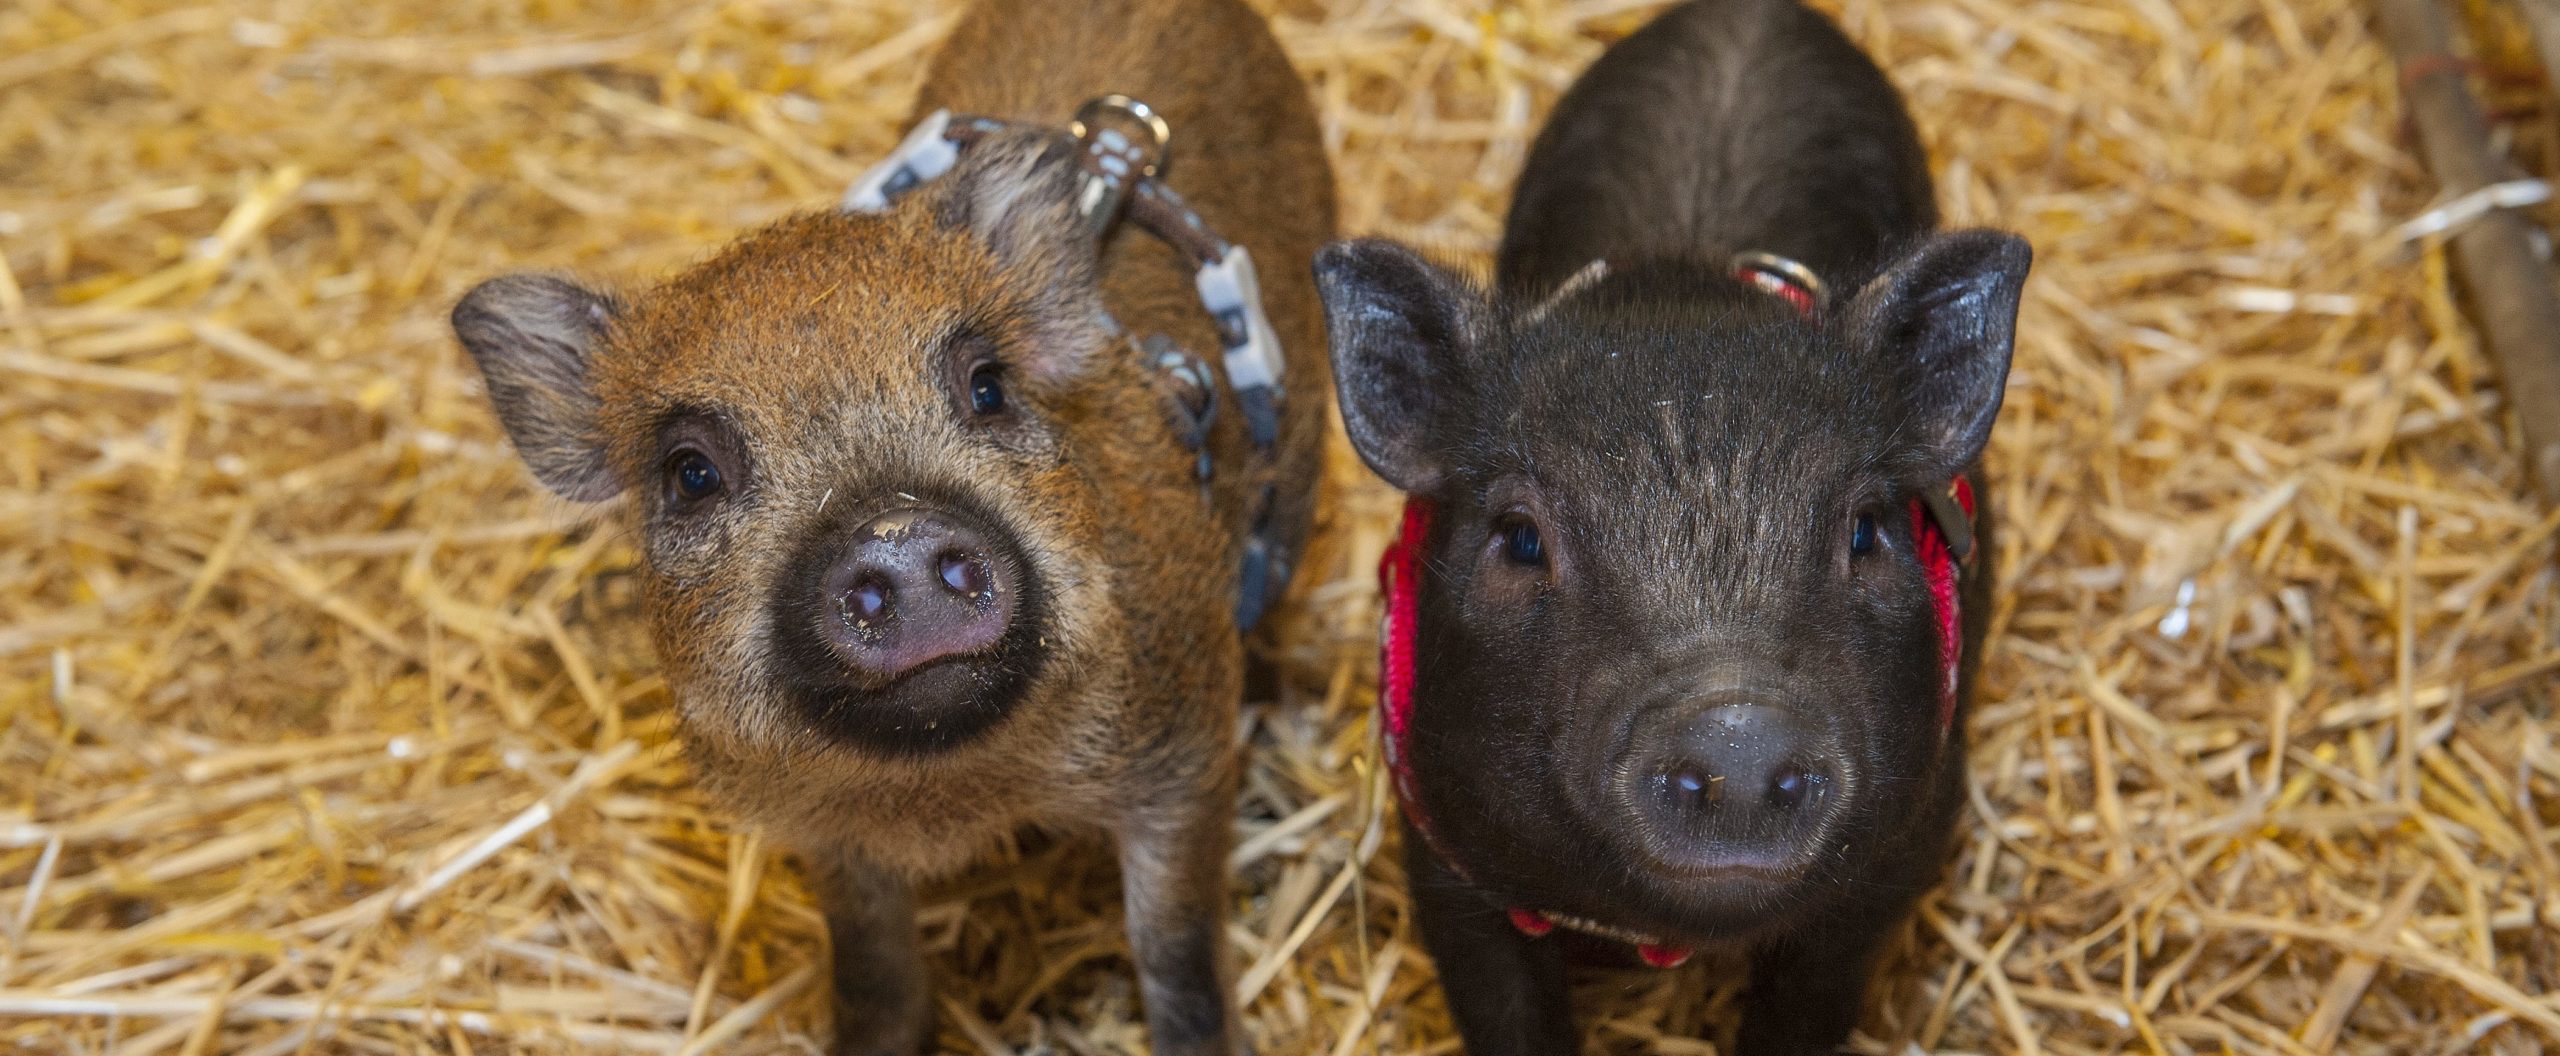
[2,0,2556,1052]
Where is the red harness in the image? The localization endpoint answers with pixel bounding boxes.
[1377,257,1977,968]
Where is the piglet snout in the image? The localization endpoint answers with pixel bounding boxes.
[1621,701,1837,878]
[820,508,1015,685]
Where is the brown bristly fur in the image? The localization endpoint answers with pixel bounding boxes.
[461,0,1333,1052]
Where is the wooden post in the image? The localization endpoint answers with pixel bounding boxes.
[2374,0,2560,505]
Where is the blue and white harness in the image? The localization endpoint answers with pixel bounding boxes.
[844,96,1295,632]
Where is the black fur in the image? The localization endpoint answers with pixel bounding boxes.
[1495,0,1936,297]
[1316,1,2032,1053]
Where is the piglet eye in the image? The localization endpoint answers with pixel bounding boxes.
[668,449,722,503]
[1497,516,1546,567]
[967,363,1006,416]
[1850,513,1878,556]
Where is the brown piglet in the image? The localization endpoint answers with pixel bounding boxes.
[449,2,1335,1052]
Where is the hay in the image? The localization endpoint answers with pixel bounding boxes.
[0,0,2554,1052]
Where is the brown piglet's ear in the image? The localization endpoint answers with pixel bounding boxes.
[926,130,1109,382]
[451,274,624,502]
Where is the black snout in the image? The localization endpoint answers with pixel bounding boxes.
[1620,702,1838,878]
[818,508,1016,686]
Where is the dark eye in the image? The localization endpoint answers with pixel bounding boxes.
[669,449,722,503]
[1497,516,1545,567]
[967,363,1006,416]
[1850,513,1877,556]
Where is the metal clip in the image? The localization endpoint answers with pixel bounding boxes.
[1067,95,1171,237]
[1730,250,1826,308]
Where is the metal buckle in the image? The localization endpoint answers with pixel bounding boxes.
[1069,95,1171,173]
[1730,250,1826,304]
[1067,95,1172,235]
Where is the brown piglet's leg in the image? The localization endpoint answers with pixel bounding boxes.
[813,853,932,1056]
[1118,762,1247,1056]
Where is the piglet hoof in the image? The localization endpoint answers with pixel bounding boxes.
[832,1025,929,1056]
[830,1001,933,1056]
[1730,1027,1856,1056]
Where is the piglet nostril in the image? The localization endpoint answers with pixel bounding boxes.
[840,575,893,628]
[937,551,989,597]
[1765,765,1822,811]
[1665,764,1718,807]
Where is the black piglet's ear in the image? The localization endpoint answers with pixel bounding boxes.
[1844,230,2032,479]
[452,274,625,502]
[1313,239,1485,494]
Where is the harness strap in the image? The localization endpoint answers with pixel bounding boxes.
[1377,252,1971,968]
[1914,477,1975,732]
[1378,499,1433,833]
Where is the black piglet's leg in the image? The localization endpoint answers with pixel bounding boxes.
[1405,822,1578,1056]
[1732,908,1899,1056]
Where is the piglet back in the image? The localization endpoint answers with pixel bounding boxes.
[1498,0,1937,297]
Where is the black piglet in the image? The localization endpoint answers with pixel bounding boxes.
[1316,0,2032,1052]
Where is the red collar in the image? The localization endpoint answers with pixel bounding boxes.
[1376,255,1972,968]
